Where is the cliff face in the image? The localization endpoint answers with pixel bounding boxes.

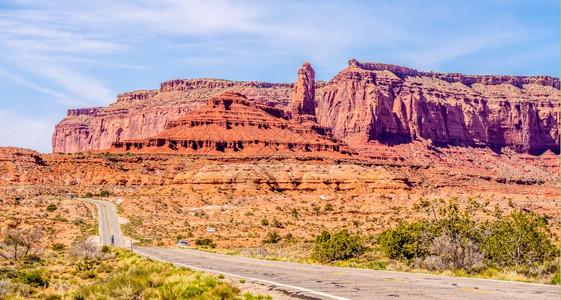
[52,79,304,153]
[317,59,560,154]
[53,60,559,156]
[111,92,352,156]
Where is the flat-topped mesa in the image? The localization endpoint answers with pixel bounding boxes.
[319,60,560,155]
[111,91,353,156]
[116,90,159,102]
[348,59,419,77]
[160,78,293,93]
[291,62,316,119]
[67,108,102,117]
[348,58,560,88]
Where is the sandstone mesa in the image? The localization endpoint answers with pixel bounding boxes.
[52,60,560,158]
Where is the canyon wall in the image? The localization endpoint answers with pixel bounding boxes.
[53,60,559,155]
[52,79,302,153]
[317,59,560,154]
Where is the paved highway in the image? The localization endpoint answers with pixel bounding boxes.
[80,198,123,247]
[133,247,559,300]
[84,197,559,299]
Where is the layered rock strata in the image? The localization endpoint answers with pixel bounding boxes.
[111,92,352,156]
[53,60,559,156]
[318,59,560,154]
[53,79,312,153]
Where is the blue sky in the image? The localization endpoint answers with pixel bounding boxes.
[0,0,558,153]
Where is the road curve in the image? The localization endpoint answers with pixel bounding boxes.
[79,198,123,247]
[81,198,559,299]
[134,247,559,300]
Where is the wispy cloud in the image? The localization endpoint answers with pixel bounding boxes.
[0,0,557,152]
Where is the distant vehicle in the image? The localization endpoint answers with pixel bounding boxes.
[176,241,190,247]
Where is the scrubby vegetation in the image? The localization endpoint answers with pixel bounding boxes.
[222,197,559,285]
[377,199,558,280]
[307,198,559,284]
[312,229,366,262]
[0,238,261,299]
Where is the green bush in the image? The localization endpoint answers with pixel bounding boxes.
[312,229,367,262]
[15,268,50,287]
[46,204,57,212]
[194,237,216,248]
[45,294,62,300]
[52,243,65,251]
[263,231,281,244]
[481,211,557,268]
[261,219,269,226]
[101,245,111,253]
[99,190,110,197]
[82,192,93,198]
[378,221,431,260]
[377,207,559,274]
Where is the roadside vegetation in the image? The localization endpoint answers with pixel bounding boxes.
[0,239,263,299]
[0,218,265,299]
[199,198,559,285]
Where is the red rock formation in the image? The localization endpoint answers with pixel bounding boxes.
[52,79,304,153]
[292,62,316,118]
[111,92,352,156]
[318,59,560,154]
[53,60,559,156]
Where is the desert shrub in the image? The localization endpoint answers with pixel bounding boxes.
[420,231,483,272]
[70,239,100,258]
[272,219,284,228]
[0,279,9,298]
[99,190,110,197]
[263,231,281,244]
[101,245,110,253]
[14,267,50,287]
[194,237,215,248]
[481,211,557,268]
[52,243,65,251]
[260,219,269,226]
[82,192,93,198]
[283,233,297,243]
[73,253,242,299]
[378,207,559,275]
[378,220,431,260]
[0,280,33,298]
[312,229,367,262]
[46,204,57,212]
[45,294,62,300]
[324,203,333,212]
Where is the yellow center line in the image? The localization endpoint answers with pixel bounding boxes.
[330,272,344,275]
[459,288,494,294]
[383,278,404,282]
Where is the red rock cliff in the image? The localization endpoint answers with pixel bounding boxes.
[317,59,560,154]
[53,61,559,155]
[52,79,302,153]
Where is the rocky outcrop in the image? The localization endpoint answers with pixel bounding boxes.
[291,62,316,118]
[53,79,307,153]
[318,59,560,154]
[53,60,559,156]
[111,92,352,156]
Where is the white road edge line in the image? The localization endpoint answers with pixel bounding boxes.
[134,249,351,300]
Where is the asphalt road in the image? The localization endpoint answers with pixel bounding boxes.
[83,197,559,299]
[134,247,559,300]
[79,198,123,247]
